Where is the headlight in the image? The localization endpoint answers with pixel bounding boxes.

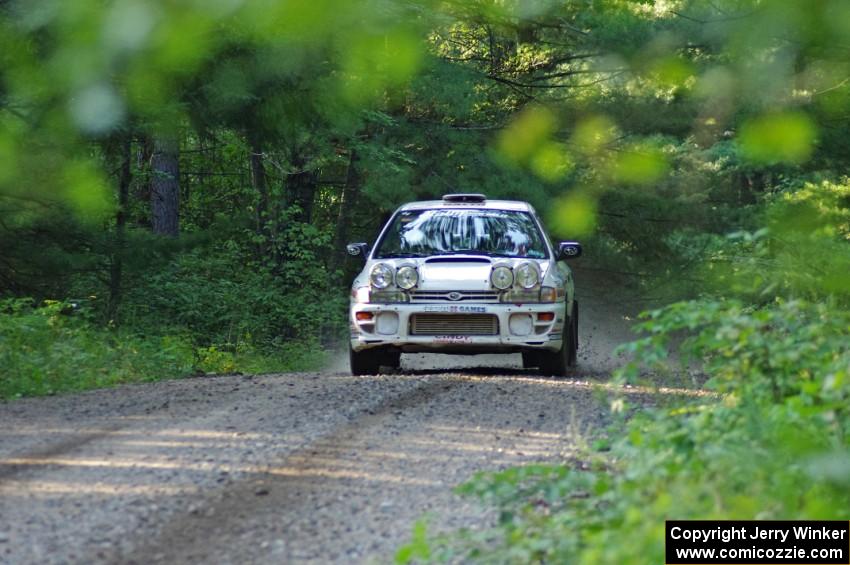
[370,263,394,289]
[500,286,557,304]
[370,290,409,303]
[490,265,513,290]
[396,265,418,290]
[539,286,557,303]
[515,262,540,289]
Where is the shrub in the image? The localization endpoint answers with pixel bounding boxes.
[399,299,850,564]
[0,299,194,399]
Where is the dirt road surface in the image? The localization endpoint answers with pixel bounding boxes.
[0,273,647,564]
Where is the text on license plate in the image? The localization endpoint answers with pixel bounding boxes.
[434,335,474,343]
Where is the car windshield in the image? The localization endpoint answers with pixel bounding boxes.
[373,208,548,259]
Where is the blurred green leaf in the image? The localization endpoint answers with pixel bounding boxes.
[496,105,557,165]
[739,112,817,165]
[611,143,668,185]
[551,192,597,236]
[571,115,616,156]
[63,161,113,220]
[530,141,574,182]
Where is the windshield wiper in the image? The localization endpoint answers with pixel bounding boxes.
[434,251,507,257]
[378,251,530,258]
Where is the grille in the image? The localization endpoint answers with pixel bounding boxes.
[410,314,499,336]
[409,290,500,304]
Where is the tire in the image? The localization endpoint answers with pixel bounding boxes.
[349,346,382,376]
[384,350,401,370]
[571,300,579,364]
[539,301,578,377]
[521,351,540,369]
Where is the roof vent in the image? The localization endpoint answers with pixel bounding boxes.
[442,193,486,203]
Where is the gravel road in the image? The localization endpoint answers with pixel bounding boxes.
[0,272,651,564]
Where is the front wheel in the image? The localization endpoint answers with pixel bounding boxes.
[350,346,382,375]
[349,347,401,375]
[521,351,540,369]
[384,350,401,370]
[538,301,578,377]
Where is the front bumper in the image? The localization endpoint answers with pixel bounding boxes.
[350,301,567,353]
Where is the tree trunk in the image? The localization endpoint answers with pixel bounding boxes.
[287,152,316,225]
[108,136,131,324]
[330,149,361,276]
[248,135,270,256]
[150,136,180,236]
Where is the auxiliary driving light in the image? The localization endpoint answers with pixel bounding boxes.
[370,263,394,289]
[396,265,418,290]
[490,265,513,290]
[514,262,539,289]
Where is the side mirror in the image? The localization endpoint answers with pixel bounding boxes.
[346,242,369,259]
[556,241,582,260]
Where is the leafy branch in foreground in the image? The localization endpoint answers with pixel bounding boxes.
[399,299,850,564]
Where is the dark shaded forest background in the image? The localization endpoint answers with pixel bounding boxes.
[4,0,847,393]
[2,2,849,560]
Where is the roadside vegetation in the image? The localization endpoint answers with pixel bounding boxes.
[0,297,322,399]
[400,296,850,563]
[393,1,847,562]
[1,0,849,562]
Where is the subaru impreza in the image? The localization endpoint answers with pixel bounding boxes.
[347,194,581,376]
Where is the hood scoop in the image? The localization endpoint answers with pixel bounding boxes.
[425,256,492,264]
[418,259,493,291]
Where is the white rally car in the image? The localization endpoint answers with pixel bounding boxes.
[347,194,581,376]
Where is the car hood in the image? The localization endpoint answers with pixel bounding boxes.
[418,259,493,291]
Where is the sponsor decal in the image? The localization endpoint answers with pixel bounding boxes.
[422,305,487,313]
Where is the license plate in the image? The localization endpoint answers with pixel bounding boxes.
[434,335,474,343]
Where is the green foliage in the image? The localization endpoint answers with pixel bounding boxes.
[402,299,850,563]
[384,3,850,557]
[619,299,850,402]
[0,295,325,399]
[123,242,343,349]
[0,298,193,399]
[739,113,817,165]
[396,519,433,564]
[2,9,850,559]
[676,178,850,303]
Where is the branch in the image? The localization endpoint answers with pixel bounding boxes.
[597,210,676,224]
[812,76,850,97]
[528,68,627,82]
[669,8,760,24]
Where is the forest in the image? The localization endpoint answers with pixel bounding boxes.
[1,0,849,562]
